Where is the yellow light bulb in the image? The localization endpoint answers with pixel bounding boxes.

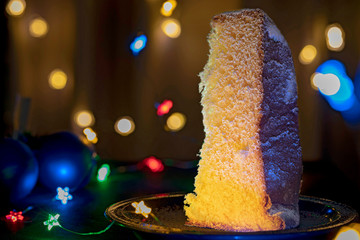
[299,45,317,65]
[83,127,98,143]
[48,69,67,90]
[6,0,26,16]
[161,19,181,38]
[166,112,186,131]
[325,23,345,51]
[74,110,95,128]
[29,17,48,38]
[335,224,360,240]
[115,116,135,136]
[160,0,177,17]
[131,201,152,218]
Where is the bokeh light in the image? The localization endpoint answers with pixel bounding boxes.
[115,116,135,136]
[160,0,177,17]
[156,99,173,116]
[335,224,360,240]
[6,0,26,16]
[83,127,98,144]
[130,34,147,55]
[74,110,95,128]
[299,45,317,65]
[166,112,186,131]
[131,200,152,218]
[161,18,181,38]
[315,60,355,111]
[335,229,360,240]
[97,164,110,182]
[310,72,320,90]
[326,23,345,51]
[29,17,48,38]
[143,156,164,173]
[48,69,67,90]
[6,211,24,223]
[43,214,60,231]
[315,73,341,96]
[55,187,73,205]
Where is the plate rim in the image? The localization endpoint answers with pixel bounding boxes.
[105,192,358,236]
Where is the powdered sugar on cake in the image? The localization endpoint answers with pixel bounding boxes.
[284,70,297,103]
[266,24,285,43]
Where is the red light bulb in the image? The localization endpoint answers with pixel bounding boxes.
[144,157,164,172]
[157,100,173,116]
[5,211,24,223]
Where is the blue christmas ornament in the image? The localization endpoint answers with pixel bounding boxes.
[77,154,97,190]
[36,131,96,192]
[0,138,39,201]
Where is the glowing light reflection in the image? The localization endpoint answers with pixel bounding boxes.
[46,161,77,189]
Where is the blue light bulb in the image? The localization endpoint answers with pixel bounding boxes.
[130,34,147,55]
[316,60,355,111]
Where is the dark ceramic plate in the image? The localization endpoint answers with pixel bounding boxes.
[105,193,358,239]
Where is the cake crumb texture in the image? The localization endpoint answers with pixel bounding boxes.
[184,8,301,232]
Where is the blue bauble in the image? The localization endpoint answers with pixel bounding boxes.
[36,131,95,192]
[0,138,39,201]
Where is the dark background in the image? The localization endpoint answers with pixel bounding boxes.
[2,0,360,162]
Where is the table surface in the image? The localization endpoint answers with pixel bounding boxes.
[1,160,359,240]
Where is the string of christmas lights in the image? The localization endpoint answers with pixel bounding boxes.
[43,214,115,235]
[2,205,115,236]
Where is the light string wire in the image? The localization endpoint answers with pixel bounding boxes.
[150,212,162,225]
[22,206,34,214]
[44,213,115,235]
[58,221,115,235]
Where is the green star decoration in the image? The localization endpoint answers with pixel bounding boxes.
[43,214,60,231]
